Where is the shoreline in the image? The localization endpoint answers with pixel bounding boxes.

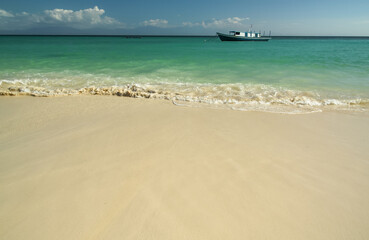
[1,83,368,114]
[1,95,369,239]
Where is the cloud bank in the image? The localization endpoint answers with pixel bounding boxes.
[183,17,250,29]
[142,19,169,28]
[0,6,125,31]
[0,9,14,17]
[0,6,252,34]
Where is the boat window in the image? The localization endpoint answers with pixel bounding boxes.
[236,32,240,35]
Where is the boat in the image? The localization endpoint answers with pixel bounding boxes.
[217,31,271,41]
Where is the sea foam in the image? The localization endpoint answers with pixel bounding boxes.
[1,80,368,114]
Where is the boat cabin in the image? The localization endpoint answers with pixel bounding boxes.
[229,31,245,37]
[229,31,261,38]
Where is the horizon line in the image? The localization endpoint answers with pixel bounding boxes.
[1,34,369,38]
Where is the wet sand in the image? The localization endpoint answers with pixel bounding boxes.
[0,96,368,240]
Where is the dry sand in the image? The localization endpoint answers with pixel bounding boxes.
[0,96,369,240]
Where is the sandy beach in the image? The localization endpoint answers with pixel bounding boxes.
[0,96,368,240]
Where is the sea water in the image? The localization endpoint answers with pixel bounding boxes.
[1,36,368,113]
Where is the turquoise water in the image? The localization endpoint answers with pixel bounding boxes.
[1,36,369,113]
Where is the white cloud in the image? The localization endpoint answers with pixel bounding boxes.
[182,21,201,27]
[42,6,117,26]
[142,19,168,28]
[16,12,30,16]
[0,9,14,17]
[183,17,250,29]
[0,6,125,31]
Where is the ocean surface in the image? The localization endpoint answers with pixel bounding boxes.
[1,36,368,113]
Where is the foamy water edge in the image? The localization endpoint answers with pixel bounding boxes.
[1,81,368,114]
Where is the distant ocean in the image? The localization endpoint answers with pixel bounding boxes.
[1,36,368,113]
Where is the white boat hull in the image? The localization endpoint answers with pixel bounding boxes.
[217,32,271,41]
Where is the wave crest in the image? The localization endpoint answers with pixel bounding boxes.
[1,81,368,113]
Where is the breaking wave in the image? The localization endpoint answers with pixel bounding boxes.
[1,80,368,114]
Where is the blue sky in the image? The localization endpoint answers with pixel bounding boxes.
[1,0,369,35]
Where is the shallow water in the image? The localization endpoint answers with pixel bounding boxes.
[1,36,368,113]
